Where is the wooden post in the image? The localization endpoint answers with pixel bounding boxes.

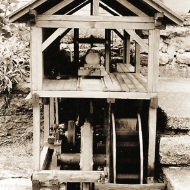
[91,0,99,16]
[147,29,160,92]
[33,93,41,171]
[135,30,141,73]
[123,31,130,65]
[80,122,93,190]
[31,27,43,91]
[44,98,50,142]
[147,98,158,183]
[105,29,111,73]
[50,97,54,127]
[74,28,79,66]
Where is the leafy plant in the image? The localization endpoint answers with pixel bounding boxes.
[0,0,30,107]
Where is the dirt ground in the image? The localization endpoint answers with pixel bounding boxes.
[0,77,190,189]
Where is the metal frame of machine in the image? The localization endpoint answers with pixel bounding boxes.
[9,1,183,189]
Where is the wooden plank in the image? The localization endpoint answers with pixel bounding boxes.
[123,31,130,65]
[32,170,103,183]
[34,90,157,99]
[114,73,129,92]
[80,78,103,91]
[31,27,43,91]
[109,73,122,91]
[103,75,114,91]
[43,0,74,15]
[32,93,40,171]
[113,29,124,40]
[120,73,137,92]
[127,73,147,92]
[141,0,183,26]
[116,63,124,73]
[37,15,155,23]
[133,73,147,90]
[43,79,52,89]
[126,30,149,53]
[37,20,155,30]
[42,28,68,52]
[147,104,157,183]
[95,182,165,190]
[135,41,141,73]
[116,0,148,17]
[9,0,47,23]
[147,29,160,92]
[118,63,130,72]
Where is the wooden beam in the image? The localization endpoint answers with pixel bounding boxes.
[9,0,47,23]
[125,30,149,53]
[91,0,99,16]
[31,27,43,91]
[141,0,183,26]
[123,31,130,65]
[32,93,40,171]
[50,97,54,127]
[113,29,124,40]
[36,15,155,30]
[95,182,165,190]
[40,144,49,170]
[116,0,148,17]
[135,30,142,73]
[147,29,160,92]
[42,28,68,52]
[33,90,157,100]
[80,122,93,190]
[32,170,103,183]
[74,28,79,65]
[43,0,74,15]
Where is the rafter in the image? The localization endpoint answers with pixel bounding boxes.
[116,0,148,17]
[42,28,71,52]
[43,0,74,15]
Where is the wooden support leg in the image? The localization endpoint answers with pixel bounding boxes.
[80,122,93,190]
[147,98,158,183]
[44,98,50,143]
[123,31,130,65]
[50,97,54,127]
[33,93,41,171]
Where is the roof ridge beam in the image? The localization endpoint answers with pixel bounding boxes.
[116,0,148,17]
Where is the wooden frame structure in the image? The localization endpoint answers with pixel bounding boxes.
[9,0,183,189]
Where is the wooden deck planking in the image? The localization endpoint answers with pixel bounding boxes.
[120,73,138,92]
[127,73,147,92]
[109,73,122,91]
[117,63,130,72]
[116,63,125,72]
[43,73,147,93]
[114,73,130,92]
[80,77,103,91]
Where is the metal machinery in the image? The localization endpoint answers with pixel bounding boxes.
[9,0,183,190]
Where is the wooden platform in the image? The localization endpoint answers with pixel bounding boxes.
[34,64,156,99]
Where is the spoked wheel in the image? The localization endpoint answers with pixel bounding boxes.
[112,112,144,184]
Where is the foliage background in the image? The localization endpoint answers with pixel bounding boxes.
[0,0,30,103]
